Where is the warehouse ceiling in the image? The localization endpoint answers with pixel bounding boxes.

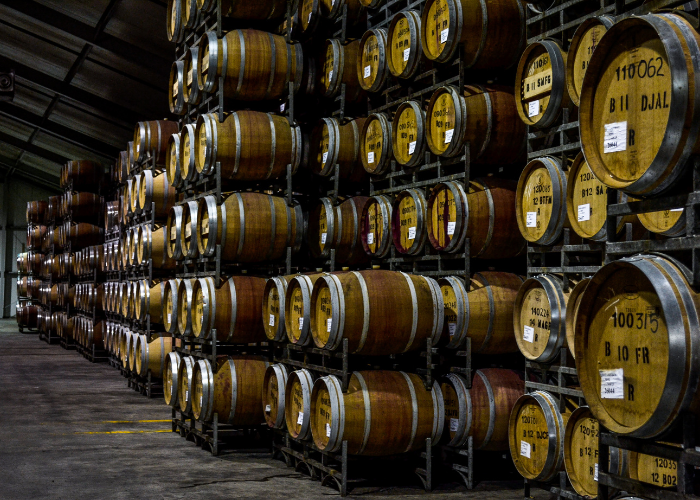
[0,0,173,190]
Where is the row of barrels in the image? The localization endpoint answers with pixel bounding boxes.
[520,12,700,197]
[117,169,177,222]
[111,120,178,184]
[508,393,680,497]
[31,310,103,350]
[17,246,104,279]
[516,154,687,247]
[26,192,102,228]
[165,91,525,188]
[24,221,103,252]
[104,225,176,271]
[103,324,174,378]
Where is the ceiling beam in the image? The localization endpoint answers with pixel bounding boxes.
[0,103,119,159]
[0,161,60,191]
[0,130,69,165]
[1,0,172,75]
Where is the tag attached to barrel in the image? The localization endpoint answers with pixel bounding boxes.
[600,368,624,399]
[521,440,531,458]
[297,411,304,425]
[526,212,537,228]
[523,325,534,342]
[603,122,627,153]
[326,422,331,437]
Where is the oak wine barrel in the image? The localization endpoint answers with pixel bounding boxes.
[320,39,364,102]
[180,200,199,259]
[135,335,173,378]
[360,113,393,175]
[285,368,315,439]
[564,278,589,360]
[16,304,39,329]
[438,272,524,352]
[307,197,370,265]
[166,205,184,260]
[191,355,269,423]
[310,270,444,355]
[180,123,197,183]
[166,133,182,188]
[516,156,568,246]
[263,364,289,429]
[566,16,614,107]
[62,161,104,191]
[514,274,570,364]
[197,29,303,100]
[387,10,422,80]
[169,60,185,115]
[360,195,392,258]
[163,279,182,335]
[358,28,388,93]
[166,0,184,43]
[309,118,367,182]
[177,355,196,413]
[392,100,427,168]
[633,198,686,237]
[574,254,700,438]
[164,351,182,407]
[262,275,295,342]
[392,188,427,255]
[629,447,679,488]
[579,14,700,196]
[285,273,325,346]
[183,46,201,105]
[26,201,47,225]
[441,369,523,449]
[138,170,177,219]
[311,371,444,455]
[421,0,525,68]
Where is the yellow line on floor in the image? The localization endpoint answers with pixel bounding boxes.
[71,430,172,435]
[42,419,171,425]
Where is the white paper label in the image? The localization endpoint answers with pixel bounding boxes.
[367,151,375,164]
[408,141,416,155]
[280,103,285,112]
[185,390,189,401]
[447,221,456,236]
[297,411,304,425]
[528,100,539,117]
[326,422,331,437]
[448,322,457,337]
[578,204,591,222]
[600,368,624,399]
[520,440,531,458]
[200,395,203,407]
[298,317,304,330]
[450,418,459,432]
[526,212,537,228]
[308,12,312,23]
[604,122,627,153]
[403,48,410,61]
[523,325,534,343]
[363,65,371,78]
[322,152,328,164]
[269,314,275,326]
[444,128,454,144]
[327,70,333,82]
[326,318,332,332]
[367,233,374,245]
[265,405,271,413]
[321,232,327,244]
[168,313,172,323]
[440,28,448,44]
[671,208,684,212]
[408,226,416,240]
[594,463,599,482]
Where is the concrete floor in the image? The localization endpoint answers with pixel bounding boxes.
[0,319,550,500]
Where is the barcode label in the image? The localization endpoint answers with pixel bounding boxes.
[600,368,624,399]
[526,212,537,228]
[603,122,627,153]
[528,101,539,117]
[444,129,454,144]
[269,314,275,326]
[408,141,416,154]
[578,204,591,222]
[448,322,457,336]
[450,418,459,432]
[440,29,448,44]
[322,152,328,164]
[520,441,531,458]
[367,152,374,164]
[403,48,410,61]
[408,227,416,240]
[523,325,534,342]
[321,232,327,244]
[367,233,374,244]
[364,65,371,78]
[298,317,304,330]
[447,221,456,236]
[326,423,331,437]
[297,412,304,425]
[326,318,332,332]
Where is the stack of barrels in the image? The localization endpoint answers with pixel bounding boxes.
[17,201,47,331]
[507,5,695,496]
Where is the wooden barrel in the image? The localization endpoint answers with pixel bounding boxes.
[564,278,589,360]
[566,151,610,241]
[297,0,364,38]
[176,278,196,336]
[27,225,46,249]
[310,270,443,355]
[262,275,294,342]
[63,223,103,250]
[196,29,303,100]
[46,196,60,223]
[438,272,524,352]
[575,254,700,438]
[179,123,197,182]
[180,200,199,259]
[67,192,101,219]
[166,0,184,43]
[284,368,315,438]
[360,195,392,258]
[360,113,393,175]
[190,276,267,343]
[196,192,304,262]
[387,10,422,79]
[191,355,269,423]
[133,120,179,166]
[421,0,525,68]
[392,100,427,168]
[143,226,177,270]
[566,16,614,106]
[632,194,685,236]
[169,60,185,115]
[148,281,166,323]
[427,178,526,258]
[63,160,104,191]
[138,170,176,219]
[194,110,301,180]
[580,14,700,196]
[629,447,679,488]
[166,205,184,260]
[509,391,570,481]
[164,351,182,407]
[307,197,370,265]
[163,279,182,334]
[263,364,289,429]
[564,407,630,498]
[183,46,201,105]
[135,335,172,377]
[311,371,444,455]
[321,39,364,102]
[309,118,367,182]
[177,355,196,413]
[392,188,427,255]
[285,273,325,346]
[166,133,181,188]
[358,28,388,92]
[16,304,39,328]
[514,274,570,363]
[26,200,47,224]
[441,369,523,449]
[516,156,568,246]
[216,0,287,19]
[515,40,569,129]
[427,85,525,163]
